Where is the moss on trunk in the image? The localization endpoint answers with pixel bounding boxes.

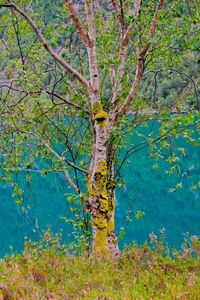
[92,101,107,127]
[88,159,118,255]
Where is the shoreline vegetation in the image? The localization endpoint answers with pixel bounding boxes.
[0,232,199,299]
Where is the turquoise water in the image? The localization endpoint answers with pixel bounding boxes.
[117,142,200,249]
[0,125,200,256]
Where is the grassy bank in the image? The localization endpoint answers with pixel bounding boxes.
[0,233,199,299]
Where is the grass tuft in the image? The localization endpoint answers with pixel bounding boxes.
[0,232,199,299]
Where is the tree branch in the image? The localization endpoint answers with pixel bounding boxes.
[0,84,90,114]
[1,166,65,173]
[44,141,88,175]
[116,0,165,118]
[115,120,199,179]
[44,90,90,114]
[111,0,142,105]
[65,0,90,47]
[5,0,93,96]
[11,8,25,68]
[0,4,12,7]
[84,0,100,102]
[149,0,165,37]
[111,0,126,36]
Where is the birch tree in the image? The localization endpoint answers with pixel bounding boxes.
[0,0,199,255]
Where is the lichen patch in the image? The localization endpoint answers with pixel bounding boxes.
[92,101,107,127]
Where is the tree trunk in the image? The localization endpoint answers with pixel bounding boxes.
[88,101,119,256]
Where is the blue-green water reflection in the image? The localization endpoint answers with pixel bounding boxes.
[0,124,200,256]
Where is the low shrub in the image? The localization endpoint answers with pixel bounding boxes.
[0,232,199,299]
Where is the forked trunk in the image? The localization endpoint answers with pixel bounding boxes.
[88,102,119,256]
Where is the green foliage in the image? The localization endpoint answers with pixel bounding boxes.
[61,193,91,254]
[135,210,145,220]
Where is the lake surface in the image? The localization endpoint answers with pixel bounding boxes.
[0,123,200,256]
